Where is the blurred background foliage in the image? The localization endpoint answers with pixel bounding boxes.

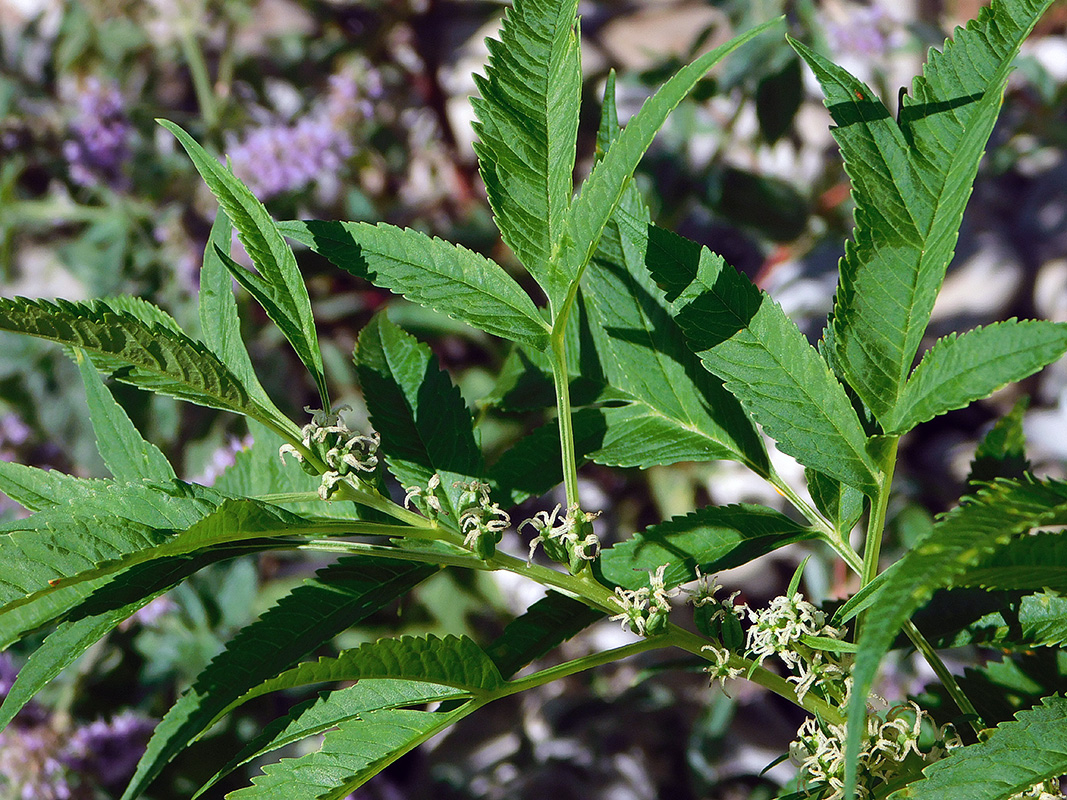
[1,0,1066,797]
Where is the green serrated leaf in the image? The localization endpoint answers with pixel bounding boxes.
[599,504,816,591]
[0,480,220,615]
[557,17,781,305]
[471,0,580,294]
[219,634,503,725]
[486,591,603,678]
[0,462,111,513]
[198,208,277,412]
[849,477,1067,794]
[0,297,262,420]
[74,348,175,483]
[355,313,483,519]
[196,680,462,797]
[122,557,437,800]
[280,220,550,349]
[159,119,328,407]
[888,696,1067,799]
[790,0,1056,430]
[807,468,865,536]
[885,320,1067,434]
[956,532,1067,593]
[644,223,878,495]
[583,176,769,476]
[226,705,474,800]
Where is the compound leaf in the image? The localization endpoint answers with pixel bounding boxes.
[849,477,1067,793]
[790,0,1056,428]
[646,225,878,495]
[955,532,1067,594]
[559,18,780,305]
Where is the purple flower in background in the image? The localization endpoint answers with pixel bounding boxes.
[227,67,377,199]
[62,77,133,188]
[63,711,155,787]
[0,413,31,518]
[822,3,899,58]
[190,433,253,486]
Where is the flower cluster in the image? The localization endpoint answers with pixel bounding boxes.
[63,77,133,188]
[790,700,961,800]
[746,592,850,702]
[403,473,445,520]
[609,564,677,637]
[519,503,601,574]
[454,480,510,559]
[279,406,380,499]
[688,571,747,684]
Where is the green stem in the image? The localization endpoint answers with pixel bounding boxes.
[549,325,581,510]
[501,639,664,695]
[664,626,846,725]
[862,436,899,589]
[178,21,218,129]
[903,620,984,733]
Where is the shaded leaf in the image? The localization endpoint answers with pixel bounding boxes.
[486,591,603,678]
[644,222,878,494]
[599,504,816,591]
[355,313,482,519]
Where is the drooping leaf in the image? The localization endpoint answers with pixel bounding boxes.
[599,504,817,591]
[122,557,437,800]
[196,680,463,797]
[884,320,1067,434]
[486,591,603,678]
[558,18,781,305]
[279,220,550,349]
[226,705,475,800]
[73,347,175,483]
[0,297,262,420]
[644,222,878,495]
[470,0,580,296]
[889,695,1067,800]
[0,541,282,731]
[790,0,1056,429]
[159,119,329,407]
[198,207,277,412]
[849,477,1067,793]
[355,313,483,519]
